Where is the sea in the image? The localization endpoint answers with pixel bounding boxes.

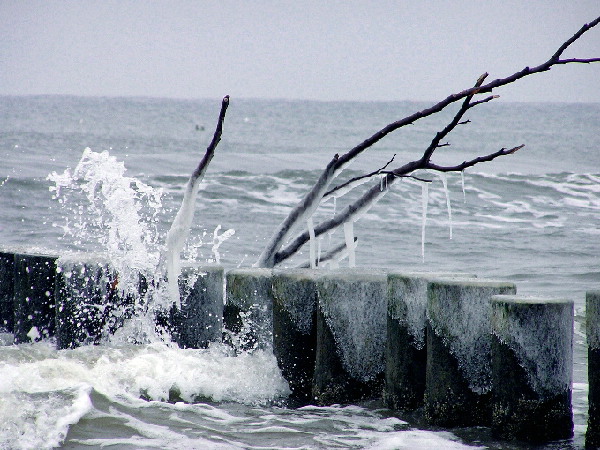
[0,95,599,449]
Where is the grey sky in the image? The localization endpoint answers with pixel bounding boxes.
[1,1,599,102]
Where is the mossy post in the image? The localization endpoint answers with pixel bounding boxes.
[491,295,573,443]
[174,264,224,349]
[313,270,387,405]
[271,269,320,403]
[55,254,125,349]
[224,268,273,351]
[424,278,516,427]
[587,291,600,449]
[0,251,15,333]
[13,252,58,343]
[384,272,472,410]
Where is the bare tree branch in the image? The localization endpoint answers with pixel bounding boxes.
[420,74,490,164]
[190,95,230,182]
[255,154,340,268]
[382,173,433,183]
[258,17,600,267]
[427,145,524,172]
[327,15,600,172]
[273,78,517,266]
[555,58,600,64]
[551,17,600,61]
[273,143,523,266]
[163,96,230,305]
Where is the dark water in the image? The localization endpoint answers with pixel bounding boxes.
[0,96,599,449]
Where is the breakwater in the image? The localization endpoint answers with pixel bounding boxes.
[0,250,593,445]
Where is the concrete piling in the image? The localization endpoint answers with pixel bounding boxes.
[491,295,574,442]
[271,269,320,403]
[587,290,600,449]
[13,252,58,343]
[384,272,472,410]
[312,270,387,405]
[424,278,516,427]
[224,268,274,351]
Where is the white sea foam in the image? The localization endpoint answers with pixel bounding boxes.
[0,342,289,404]
[0,384,93,450]
[0,341,290,448]
[0,339,484,449]
[363,430,483,449]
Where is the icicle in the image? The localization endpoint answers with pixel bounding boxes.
[166,253,181,307]
[317,235,322,267]
[212,224,235,264]
[461,170,466,203]
[307,217,317,269]
[344,221,356,268]
[436,172,453,239]
[328,197,336,250]
[380,175,384,191]
[421,182,429,262]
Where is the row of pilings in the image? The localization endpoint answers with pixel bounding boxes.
[0,249,598,446]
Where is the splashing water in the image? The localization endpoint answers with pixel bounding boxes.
[47,148,239,346]
[48,148,163,300]
[47,149,171,343]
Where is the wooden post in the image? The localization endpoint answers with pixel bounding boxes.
[425,278,516,427]
[271,269,321,403]
[175,264,224,349]
[587,290,600,448]
[0,251,15,333]
[13,252,58,343]
[312,270,387,405]
[55,254,121,349]
[384,272,472,410]
[224,268,274,351]
[491,295,574,442]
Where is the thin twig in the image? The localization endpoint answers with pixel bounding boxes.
[555,58,600,64]
[324,153,396,199]
[427,145,525,172]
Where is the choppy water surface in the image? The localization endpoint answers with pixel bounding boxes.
[0,96,599,449]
